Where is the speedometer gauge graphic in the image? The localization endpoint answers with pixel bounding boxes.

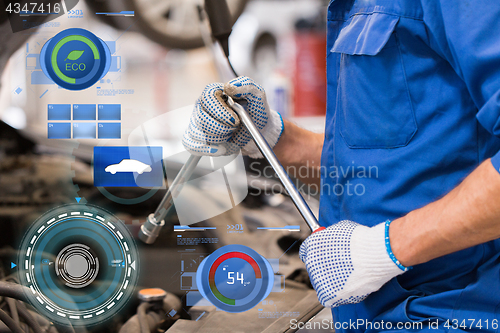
[18,204,139,326]
[196,245,274,313]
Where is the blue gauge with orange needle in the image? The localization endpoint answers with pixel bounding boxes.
[196,245,274,313]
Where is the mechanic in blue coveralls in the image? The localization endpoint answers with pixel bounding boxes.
[183,0,500,331]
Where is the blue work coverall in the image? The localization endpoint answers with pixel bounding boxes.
[319,0,500,331]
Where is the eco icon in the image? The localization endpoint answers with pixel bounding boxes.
[65,50,85,61]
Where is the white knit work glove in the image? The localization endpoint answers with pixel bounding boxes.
[299,220,410,308]
[182,76,284,158]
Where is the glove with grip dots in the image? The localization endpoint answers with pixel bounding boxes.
[182,76,283,158]
[299,220,410,308]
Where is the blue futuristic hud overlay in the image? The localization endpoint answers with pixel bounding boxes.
[93,146,163,187]
[18,204,139,326]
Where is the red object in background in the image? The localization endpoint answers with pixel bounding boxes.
[293,32,327,117]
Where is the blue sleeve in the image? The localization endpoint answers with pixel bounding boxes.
[421,0,500,172]
[492,153,500,174]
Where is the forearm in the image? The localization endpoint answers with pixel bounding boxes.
[273,119,324,186]
[390,159,500,267]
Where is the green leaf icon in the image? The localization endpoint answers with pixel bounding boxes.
[65,50,85,61]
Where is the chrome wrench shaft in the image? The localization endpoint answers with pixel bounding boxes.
[139,155,202,244]
[226,96,322,232]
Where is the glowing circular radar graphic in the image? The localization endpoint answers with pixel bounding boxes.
[196,244,274,313]
[18,204,139,326]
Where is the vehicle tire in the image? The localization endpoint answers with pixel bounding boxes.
[84,0,124,29]
[123,0,249,50]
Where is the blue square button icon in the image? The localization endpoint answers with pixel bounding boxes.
[93,147,163,187]
[98,122,121,139]
[48,104,71,120]
[48,123,71,139]
[73,104,96,120]
[98,104,121,120]
[73,122,96,139]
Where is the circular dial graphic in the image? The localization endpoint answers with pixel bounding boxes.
[196,244,274,313]
[55,244,100,289]
[18,204,139,326]
[40,28,111,90]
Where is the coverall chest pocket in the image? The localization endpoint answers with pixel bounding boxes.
[333,13,417,148]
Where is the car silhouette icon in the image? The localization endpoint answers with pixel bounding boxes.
[105,159,152,175]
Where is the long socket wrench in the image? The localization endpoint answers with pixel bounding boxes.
[138,98,323,244]
[139,154,201,244]
[225,96,323,233]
